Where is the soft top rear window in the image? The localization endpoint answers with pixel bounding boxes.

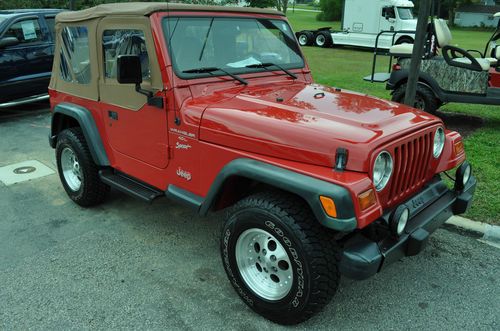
[162,17,304,80]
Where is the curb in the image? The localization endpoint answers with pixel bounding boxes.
[445,216,500,244]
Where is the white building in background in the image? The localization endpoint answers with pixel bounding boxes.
[454,3,500,28]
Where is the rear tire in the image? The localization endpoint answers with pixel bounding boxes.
[314,31,333,48]
[296,31,314,46]
[392,83,439,114]
[221,191,340,325]
[55,128,109,207]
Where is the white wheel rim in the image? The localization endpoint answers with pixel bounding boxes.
[61,147,82,191]
[235,228,293,301]
[299,34,307,45]
[316,34,326,46]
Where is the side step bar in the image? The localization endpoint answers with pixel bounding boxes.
[99,169,164,203]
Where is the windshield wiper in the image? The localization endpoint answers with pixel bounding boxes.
[246,62,297,79]
[182,67,248,85]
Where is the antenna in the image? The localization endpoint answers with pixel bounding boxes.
[165,1,181,126]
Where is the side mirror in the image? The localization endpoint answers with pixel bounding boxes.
[116,54,163,108]
[0,37,20,48]
[117,55,142,85]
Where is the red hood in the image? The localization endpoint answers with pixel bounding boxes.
[198,82,441,172]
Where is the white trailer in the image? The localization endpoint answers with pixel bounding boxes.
[296,0,417,50]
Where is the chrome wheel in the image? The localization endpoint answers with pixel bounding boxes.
[61,147,82,191]
[235,228,293,301]
[298,34,308,46]
[315,34,326,47]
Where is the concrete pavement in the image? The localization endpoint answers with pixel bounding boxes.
[0,106,499,330]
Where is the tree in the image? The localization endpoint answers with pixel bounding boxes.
[248,0,276,8]
[276,0,290,14]
[317,0,342,22]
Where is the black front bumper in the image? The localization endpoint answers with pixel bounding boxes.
[339,176,476,280]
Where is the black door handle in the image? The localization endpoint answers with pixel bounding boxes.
[108,111,118,120]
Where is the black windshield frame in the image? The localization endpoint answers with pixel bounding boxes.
[162,16,305,80]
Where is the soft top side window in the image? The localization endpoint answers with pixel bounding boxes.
[4,18,42,43]
[102,29,151,81]
[60,26,91,84]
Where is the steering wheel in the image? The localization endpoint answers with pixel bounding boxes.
[442,45,483,72]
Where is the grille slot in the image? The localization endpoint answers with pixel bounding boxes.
[388,132,433,204]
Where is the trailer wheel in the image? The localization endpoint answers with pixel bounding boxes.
[296,31,313,46]
[392,84,439,114]
[314,31,332,48]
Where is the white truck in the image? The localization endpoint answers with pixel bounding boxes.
[296,0,417,50]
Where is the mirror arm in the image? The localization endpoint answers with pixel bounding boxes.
[135,83,164,108]
[135,83,153,98]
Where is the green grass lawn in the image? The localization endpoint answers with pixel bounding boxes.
[287,11,499,224]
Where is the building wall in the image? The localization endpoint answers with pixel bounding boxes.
[454,12,499,27]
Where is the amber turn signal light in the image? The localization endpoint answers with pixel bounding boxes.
[358,189,376,211]
[319,196,337,218]
[454,140,464,156]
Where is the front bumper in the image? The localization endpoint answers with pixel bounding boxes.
[339,175,476,280]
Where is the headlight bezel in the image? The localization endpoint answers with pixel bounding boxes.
[433,127,445,158]
[372,151,393,192]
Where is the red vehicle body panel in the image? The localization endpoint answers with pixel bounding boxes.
[49,10,467,230]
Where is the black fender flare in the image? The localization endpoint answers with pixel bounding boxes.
[168,158,357,232]
[387,69,445,102]
[49,102,110,166]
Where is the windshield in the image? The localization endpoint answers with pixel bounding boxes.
[162,17,304,79]
[0,16,8,26]
[397,7,414,20]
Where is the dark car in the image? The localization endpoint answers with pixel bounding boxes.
[0,9,63,108]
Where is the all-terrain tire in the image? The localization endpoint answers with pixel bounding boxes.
[55,128,109,207]
[392,83,439,114]
[220,191,340,325]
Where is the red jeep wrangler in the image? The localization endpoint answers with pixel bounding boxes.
[48,3,476,324]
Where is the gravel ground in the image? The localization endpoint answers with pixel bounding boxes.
[0,106,499,330]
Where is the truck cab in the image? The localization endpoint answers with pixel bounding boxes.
[48,3,475,325]
[297,0,417,49]
[0,9,63,108]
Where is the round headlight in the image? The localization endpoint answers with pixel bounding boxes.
[373,151,393,191]
[433,127,445,158]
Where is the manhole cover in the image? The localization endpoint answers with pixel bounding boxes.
[13,166,37,174]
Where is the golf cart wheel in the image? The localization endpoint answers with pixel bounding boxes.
[314,31,332,48]
[392,83,439,114]
[56,127,109,207]
[296,31,313,46]
[221,191,340,325]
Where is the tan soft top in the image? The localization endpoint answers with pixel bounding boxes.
[56,2,284,23]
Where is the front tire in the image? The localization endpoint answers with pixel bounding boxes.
[55,128,109,207]
[392,83,439,114]
[221,192,340,325]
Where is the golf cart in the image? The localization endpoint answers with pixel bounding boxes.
[368,14,500,114]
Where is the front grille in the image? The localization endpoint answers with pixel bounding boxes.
[388,131,434,204]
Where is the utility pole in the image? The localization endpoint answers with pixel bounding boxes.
[404,0,432,107]
[69,0,76,10]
